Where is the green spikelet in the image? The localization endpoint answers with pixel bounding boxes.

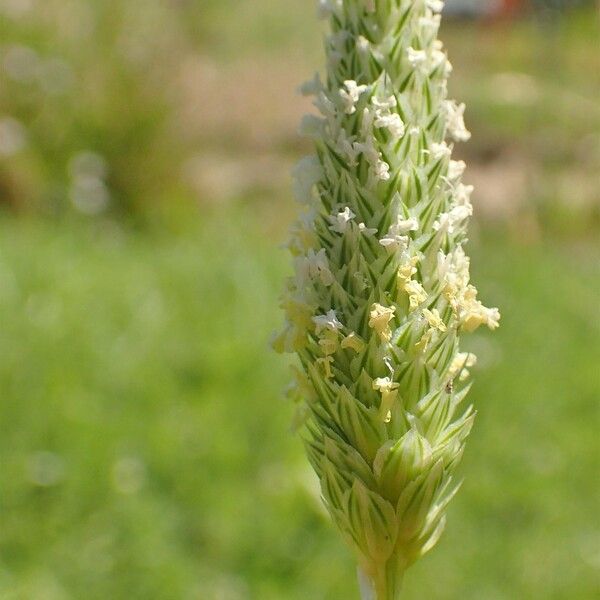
[274,1,500,597]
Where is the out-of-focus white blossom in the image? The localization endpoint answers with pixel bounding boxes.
[445,100,471,142]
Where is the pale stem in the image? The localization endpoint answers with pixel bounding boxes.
[358,558,405,600]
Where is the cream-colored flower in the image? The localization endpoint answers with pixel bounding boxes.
[341,332,365,353]
[398,256,420,287]
[448,352,477,381]
[369,303,396,342]
[316,355,334,378]
[373,377,400,421]
[319,330,339,356]
[461,300,501,332]
[423,308,447,332]
[414,328,433,353]
[403,279,427,310]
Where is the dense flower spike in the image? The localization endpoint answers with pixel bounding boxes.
[275,1,500,598]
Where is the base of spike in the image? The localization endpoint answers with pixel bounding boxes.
[358,556,405,600]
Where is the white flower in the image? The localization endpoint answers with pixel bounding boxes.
[339,80,369,115]
[431,41,452,75]
[429,141,451,160]
[419,14,441,36]
[358,222,378,235]
[313,309,343,333]
[314,92,337,121]
[436,250,453,280]
[407,41,449,75]
[318,0,342,19]
[299,114,325,138]
[306,248,335,286]
[288,208,318,253]
[395,216,419,233]
[445,100,471,142]
[363,0,376,12]
[407,47,428,69]
[329,207,356,233]
[448,159,466,182]
[454,183,474,207]
[292,155,323,204]
[379,226,409,252]
[380,216,417,251]
[433,213,450,233]
[355,139,391,181]
[372,96,397,110]
[298,72,323,96]
[433,204,471,235]
[356,35,370,53]
[427,0,445,14]
[335,129,360,166]
[374,157,391,181]
[374,112,406,138]
[450,203,473,224]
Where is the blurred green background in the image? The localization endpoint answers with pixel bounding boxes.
[0,1,599,599]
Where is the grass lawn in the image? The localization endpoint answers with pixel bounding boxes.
[0,213,597,599]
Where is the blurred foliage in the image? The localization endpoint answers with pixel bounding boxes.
[0,0,195,220]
